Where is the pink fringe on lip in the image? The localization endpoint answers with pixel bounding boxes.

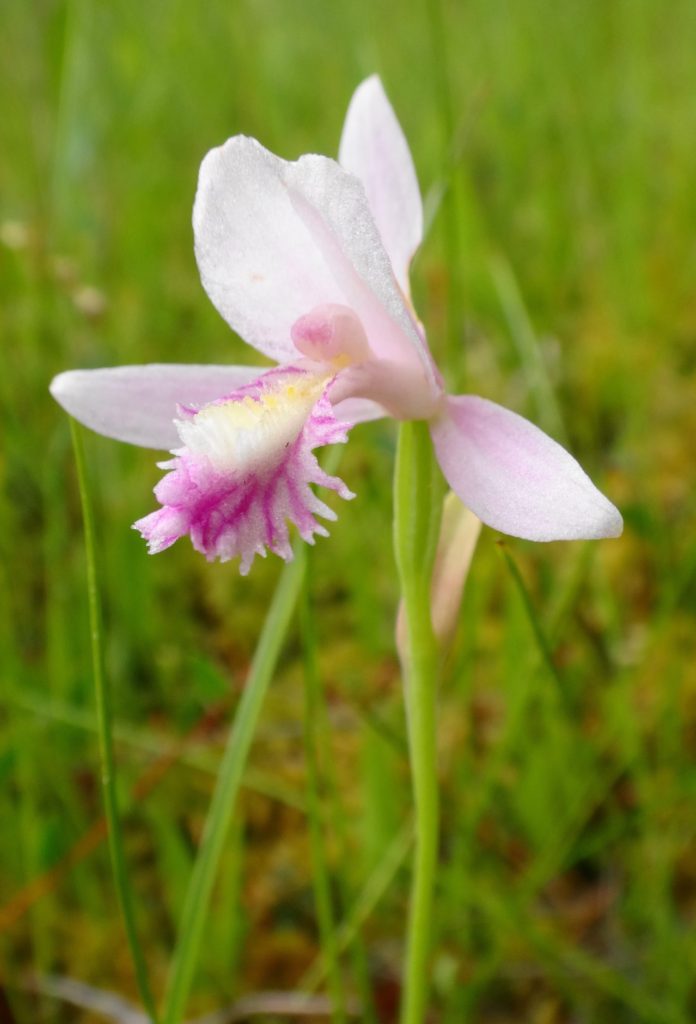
[134,379,354,574]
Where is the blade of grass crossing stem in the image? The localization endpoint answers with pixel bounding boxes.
[162,548,307,1024]
[425,0,464,374]
[311,683,379,1022]
[162,446,343,1023]
[70,420,159,1023]
[490,253,567,445]
[299,569,378,1023]
[497,542,571,710]
[302,819,414,994]
[300,554,347,1024]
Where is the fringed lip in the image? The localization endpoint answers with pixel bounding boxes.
[134,366,354,574]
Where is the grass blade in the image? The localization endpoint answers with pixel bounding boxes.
[162,543,307,1024]
[497,541,570,707]
[490,253,567,444]
[70,420,159,1023]
[300,553,347,1023]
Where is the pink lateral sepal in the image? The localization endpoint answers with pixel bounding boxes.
[134,369,354,574]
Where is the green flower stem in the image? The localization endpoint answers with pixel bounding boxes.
[393,421,443,1024]
[300,553,347,1024]
[70,421,159,1024]
[162,548,306,1024]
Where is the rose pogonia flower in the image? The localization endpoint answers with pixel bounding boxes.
[51,76,622,574]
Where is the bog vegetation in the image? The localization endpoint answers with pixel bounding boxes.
[1,2,695,1022]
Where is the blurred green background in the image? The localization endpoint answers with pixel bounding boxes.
[2,0,696,1021]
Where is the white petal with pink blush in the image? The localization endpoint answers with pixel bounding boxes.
[430,396,623,542]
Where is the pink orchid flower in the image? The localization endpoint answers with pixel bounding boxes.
[51,76,622,574]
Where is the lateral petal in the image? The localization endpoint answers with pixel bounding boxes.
[430,395,623,541]
[49,364,265,449]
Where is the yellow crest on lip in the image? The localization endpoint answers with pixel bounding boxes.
[175,370,327,475]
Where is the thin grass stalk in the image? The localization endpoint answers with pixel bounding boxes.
[70,420,159,1023]
[162,447,344,1023]
[161,549,306,1024]
[301,819,414,994]
[309,663,378,1023]
[497,542,569,703]
[425,0,464,376]
[489,254,567,445]
[300,553,347,1024]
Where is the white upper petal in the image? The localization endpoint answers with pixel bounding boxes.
[339,75,423,296]
[193,136,436,391]
[50,364,264,449]
[430,395,623,542]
